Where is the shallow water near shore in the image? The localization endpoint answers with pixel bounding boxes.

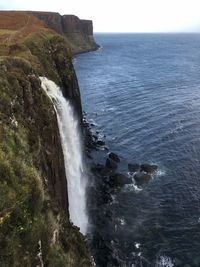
[74,33,200,266]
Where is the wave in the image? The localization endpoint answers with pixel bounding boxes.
[155,256,174,267]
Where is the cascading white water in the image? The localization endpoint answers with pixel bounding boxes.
[40,77,88,235]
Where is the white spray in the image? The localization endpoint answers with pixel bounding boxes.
[40,77,88,235]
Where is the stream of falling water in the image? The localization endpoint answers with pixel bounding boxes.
[40,77,88,235]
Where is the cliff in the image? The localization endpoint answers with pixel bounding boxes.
[28,11,99,54]
[0,11,93,266]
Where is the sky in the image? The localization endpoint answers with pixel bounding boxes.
[1,0,200,33]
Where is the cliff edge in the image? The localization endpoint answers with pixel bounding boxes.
[28,11,99,54]
[0,11,93,266]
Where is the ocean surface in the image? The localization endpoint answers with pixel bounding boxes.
[74,34,200,267]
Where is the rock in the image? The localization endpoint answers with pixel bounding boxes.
[86,152,92,159]
[92,134,98,140]
[28,12,99,54]
[112,173,132,186]
[106,157,118,170]
[91,164,108,176]
[93,163,105,172]
[134,173,152,184]
[140,164,158,174]
[108,152,120,163]
[83,121,89,127]
[96,140,105,146]
[128,163,140,172]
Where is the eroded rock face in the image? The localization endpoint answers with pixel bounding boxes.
[27,73,69,213]
[0,58,93,266]
[1,58,66,208]
[128,163,140,172]
[109,152,120,163]
[106,157,118,170]
[28,11,99,54]
[0,12,93,267]
[62,15,93,35]
[134,173,152,185]
[29,11,63,33]
[112,173,132,186]
[0,10,99,54]
[140,164,158,174]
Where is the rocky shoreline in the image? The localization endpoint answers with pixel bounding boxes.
[83,115,159,266]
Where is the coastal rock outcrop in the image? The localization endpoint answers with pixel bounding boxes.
[28,11,99,54]
[112,173,132,186]
[134,172,152,185]
[128,163,140,172]
[0,11,99,55]
[106,157,118,169]
[140,163,158,174]
[105,152,121,170]
[108,152,120,163]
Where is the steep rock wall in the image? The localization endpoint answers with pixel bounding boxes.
[0,11,92,266]
[28,11,99,54]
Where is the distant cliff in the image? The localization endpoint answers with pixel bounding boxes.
[0,11,93,266]
[28,11,99,54]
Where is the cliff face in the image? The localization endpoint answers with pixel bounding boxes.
[0,11,93,266]
[28,11,99,54]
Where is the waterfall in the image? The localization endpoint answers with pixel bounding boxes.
[40,77,88,235]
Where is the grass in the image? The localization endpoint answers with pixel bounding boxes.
[0,12,92,266]
[0,29,17,35]
[0,126,45,266]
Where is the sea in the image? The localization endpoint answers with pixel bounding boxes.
[74,33,200,267]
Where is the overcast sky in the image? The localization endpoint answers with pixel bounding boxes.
[1,0,200,32]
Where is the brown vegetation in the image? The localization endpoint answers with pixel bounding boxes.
[0,11,54,44]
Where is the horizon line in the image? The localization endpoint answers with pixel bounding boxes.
[94,31,200,34]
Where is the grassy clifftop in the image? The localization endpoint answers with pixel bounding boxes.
[0,11,99,55]
[0,11,92,267]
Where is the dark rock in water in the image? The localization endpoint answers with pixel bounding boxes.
[108,152,120,163]
[96,140,105,146]
[128,163,140,172]
[134,173,152,184]
[112,173,132,186]
[140,164,158,174]
[106,157,118,170]
[92,134,98,140]
[86,152,92,159]
[95,163,105,171]
[91,163,108,176]
[83,121,90,127]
